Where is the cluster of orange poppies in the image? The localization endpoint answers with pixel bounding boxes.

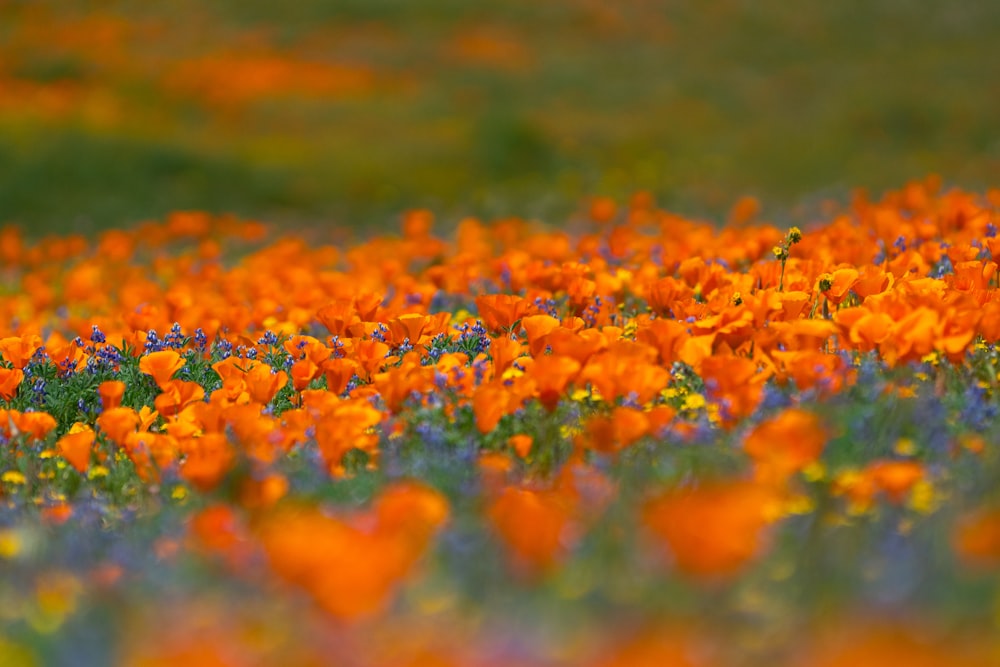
[2,180,1000,664]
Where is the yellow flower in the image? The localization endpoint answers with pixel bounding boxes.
[560,424,582,439]
[0,529,22,559]
[682,393,706,411]
[87,466,109,480]
[894,437,917,456]
[67,421,92,435]
[908,480,937,514]
[802,461,826,482]
[783,494,816,515]
[1,471,26,485]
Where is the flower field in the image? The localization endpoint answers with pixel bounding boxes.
[0,179,997,664]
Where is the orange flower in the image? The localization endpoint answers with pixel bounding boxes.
[819,267,860,305]
[584,407,651,454]
[528,354,581,411]
[489,334,525,377]
[314,400,383,475]
[41,502,73,526]
[57,429,95,473]
[123,431,179,482]
[402,207,434,238]
[372,481,450,547]
[801,625,989,667]
[371,359,432,413]
[239,473,289,510]
[744,408,827,483]
[700,355,768,427]
[0,367,23,401]
[953,508,1000,570]
[852,265,893,299]
[642,480,777,578]
[385,313,431,346]
[837,307,894,352]
[475,294,533,332]
[579,341,667,405]
[256,483,447,619]
[771,350,849,395]
[316,298,360,337]
[180,433,235,492]
[139,350,186,389]
[589,195,617,223]
[321,357,359,396]
[10,411,57,441]
[0,334,42,369]
[283,335,332,365]
[351,339,392,381]
[594,628,717,667]
[646,276,691,316]
[867,460,924,503]
[473,380,523,434]
[154,379,206,417]
[547,327,608,366]
[636,318,691,367]
[187,504,254,571]
[487,486,580,574]
[507,434,534,458]
[97,380,126,410]
[96,407,141,446]
[521,314,561,357]
[46,335,84,374]
[244,362,288,404]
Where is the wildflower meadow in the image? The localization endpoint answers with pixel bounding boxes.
[0,181,997,665]
[3,2,1000,666]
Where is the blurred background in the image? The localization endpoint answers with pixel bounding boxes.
[0,0,997,234]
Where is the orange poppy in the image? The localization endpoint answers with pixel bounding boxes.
[507,434,534,458]
[528,354,581,412]
[473,380,521,434]
[316,298,360,337]
[321,357,360,396]
[700,355,768,427]
[139,350,186,389]
[642,480,777,578]
[10,411,57,441]
[953,508,1000,570]
[487,486,580,575]
[97,380,126,410]
[867,460,924,503]
[475,294,533,332]
[0,367,23,401]
[744,408,827,483]
[244,362,288,404]
[0,334,42,369]
[584,407,651,454]
[520,314,561,356]
[819,267,860,306]
[96,407,141,446]
[154,379,206,417]
[180,433,235,492]
[57,429,95,473]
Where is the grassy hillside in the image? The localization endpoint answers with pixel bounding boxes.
[0,0,997,232]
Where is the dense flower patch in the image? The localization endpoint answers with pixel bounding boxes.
[2,179,1000,664]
